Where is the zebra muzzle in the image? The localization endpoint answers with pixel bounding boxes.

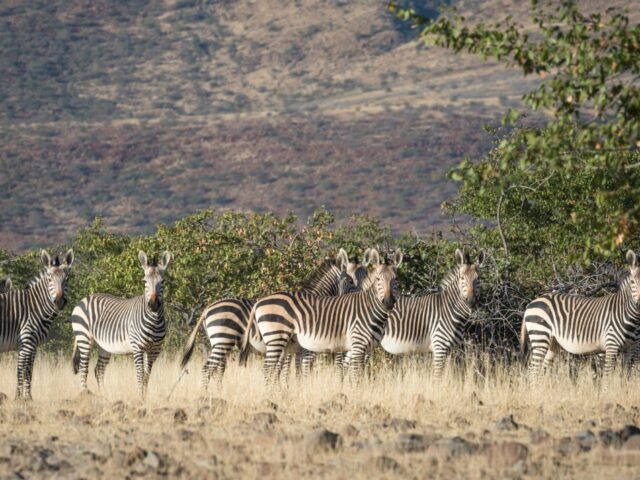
[55,296,67,310]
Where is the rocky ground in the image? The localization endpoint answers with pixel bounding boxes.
[0,356,639,479]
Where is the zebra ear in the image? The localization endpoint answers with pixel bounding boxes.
[0,276,11,291]
[159,251,172,271]
[454,249,465,267]
[362,248,373,267]
[63,249,74,268]
[476,250,486,267]
[336,248,349,272]
[393,250,403,268]
[626,250,637,268]
[40,250,52,268]
[368,249,381,268]
[138,250,148,268]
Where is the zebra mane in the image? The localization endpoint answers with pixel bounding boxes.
[301,258,339,290]
[26,270,48,289]
[438,266,461,292]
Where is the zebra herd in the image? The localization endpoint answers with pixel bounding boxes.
[0,246,639,400]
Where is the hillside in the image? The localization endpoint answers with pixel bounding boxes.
[0,0,628,251]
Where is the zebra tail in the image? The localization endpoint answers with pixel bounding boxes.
[519,318,529,364]
[180,310,207,370]
[238,304,256,367]
[72,342,80,375]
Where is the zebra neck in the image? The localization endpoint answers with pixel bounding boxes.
[142,301,164,321]
[27,273,58,318]
[619,285,640,325]
[441,285,472,318]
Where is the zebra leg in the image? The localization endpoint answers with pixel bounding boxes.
[602,346,621,389]
[300,350,316,378]
[202,344,232,390]
[143,347,161,394]
[16,342,36,400]
[432,346,450,382]
[133,349,146,397]
[347,344,368,383]
[278,354,293,384]
[94,350,111,389]
[541,340,558,375]
[264,339,290,386]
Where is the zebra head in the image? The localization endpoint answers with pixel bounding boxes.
[363,248,402,311]
[454,249,485,307]
[336,248,357,295]
[40,249,74,310]
[0,275,11,293]
[139,250,172,312]
[626,250,640,303]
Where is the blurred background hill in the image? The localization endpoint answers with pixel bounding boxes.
[0,0,628,251]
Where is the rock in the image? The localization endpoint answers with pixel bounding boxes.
[575,430,598,451]
[431,437,479,458]
[143,451,160,470]
[557,437,580,456]
[486,442,528,469]
[55,410,74,421]
[125,446,146,466]
[174,409,187,424]
[454,416,471,427]
[253,412,278,426]
[598,429,622,448]
[341,424,359,438]
[623,435,640,450]
[387,418,417,432]
[495,414,518,431]
[530,428,550,444]
[318,400,343,415]
[618,425,640,442]
[305,429,342,451]
[375,455,404,473]
[396,433,431,453]
[44,452,71,471]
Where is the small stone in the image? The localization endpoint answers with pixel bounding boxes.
[396,433,430,453]
[618,425,640,442]
[305,429,342,451]
[375,455,404,473]
[486,442,528,469]
[125,447,145,466]
[432,437,479,457]
[557,437,580,456]
[598,429,622,448]
[623,435,640,450]
[174,409,187,424]
[530,428,550,444]
[143,451,160,470]
[575,430,598,451]
[387,418,417,432]
[253,412,278,425]
[495,414,518,431]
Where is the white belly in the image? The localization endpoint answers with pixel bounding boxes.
[97,340,131,355]
[297,334,347,353]
[381,337,431,355]
[556,337,602,355]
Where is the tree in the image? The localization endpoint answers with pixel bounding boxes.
[390,0,640,261]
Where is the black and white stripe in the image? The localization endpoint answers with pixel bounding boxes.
[71,250,171,396]
[240,248,402,383]
[381,249,484,380]
[180,248,361,389]
[520,249,640,384]
[0,250,74,399]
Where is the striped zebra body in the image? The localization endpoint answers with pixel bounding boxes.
[381,249,484,380]
[180,249,363,389]
[0,250,74,399]
[521,249,640,384]
[241,248,402,383]
[71,250,171,396]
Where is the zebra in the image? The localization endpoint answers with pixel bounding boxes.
[180,248,362,389]
[71,250,171,396]
[0,275,11,293]
[520,249,640,385]
[379,249,485,380]
[0,249,74,400]
[240,248,402,383]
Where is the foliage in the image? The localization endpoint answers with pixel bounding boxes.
[390,0,640,260]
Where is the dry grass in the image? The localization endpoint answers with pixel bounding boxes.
[0,352,639,478]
